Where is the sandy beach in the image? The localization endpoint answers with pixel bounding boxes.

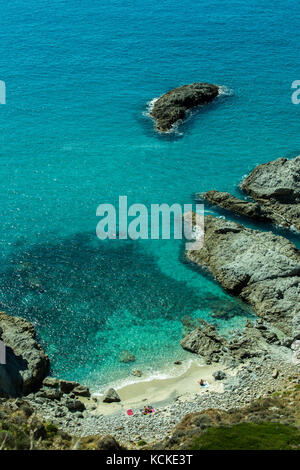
[93,360,231,416]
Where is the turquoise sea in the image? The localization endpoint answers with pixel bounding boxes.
[0,0,300,391]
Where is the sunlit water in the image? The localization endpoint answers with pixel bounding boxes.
[0,0,300,390]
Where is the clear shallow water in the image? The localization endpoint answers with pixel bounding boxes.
[0,0,300,390]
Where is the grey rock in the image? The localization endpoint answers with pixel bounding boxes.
[185,215,300,334]
[0,311,50,397]
[132,369,143,377]
[281,337,293,348]
[291,340,300,364]
[102,388,121,403]
[59,380,80,394]
[180,320,227,363]
[150,83,219,132]
[39,387,62,400]
[213,370,227,381]
[199,190,272,223]
[292,313,300,341]
[42,376,59,388]
[65,398,86,412]
[240,156,300,231]
[97,435,122,450]
[73,385,90,397]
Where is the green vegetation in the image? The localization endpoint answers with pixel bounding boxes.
[191,423,300,450]
[137,440,147,446]
[0,400,122,450]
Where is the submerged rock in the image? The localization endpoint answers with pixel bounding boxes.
[240,156,300,231]
[185,215,300,334]
[150,82,219,132]
[118,349,136,363]
[0,311,50,397]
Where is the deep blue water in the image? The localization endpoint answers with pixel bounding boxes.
[0,0,300,390]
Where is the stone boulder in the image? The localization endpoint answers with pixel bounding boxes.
[213,370,227,380]
[150,83,219,132]
[42,377,59,388]
[180,320,228,363]
[97,435,123,451]
[102,388,121,403]
[73,384,90,397]
[59,380,80,394]
[65,398,86,412]
[0,311,50,397]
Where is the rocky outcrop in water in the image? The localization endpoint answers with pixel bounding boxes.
[241,156,300,230]
[185,215,300,335]
[240,156,300,231]
[180,318,282,364]
[199,190,273,223]
[150,83,219,132]
[0,311,50,397]
[199,157,300,231]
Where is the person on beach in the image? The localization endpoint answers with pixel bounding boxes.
[199,379,207,387]
[142,405,152,415]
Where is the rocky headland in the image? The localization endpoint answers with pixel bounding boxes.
[185,215,300,339]
[0,311,49,397]
[199,156,300,231]
[150,83,219,132]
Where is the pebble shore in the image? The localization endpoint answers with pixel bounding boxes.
[25,355,299,445]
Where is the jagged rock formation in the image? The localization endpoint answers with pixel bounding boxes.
[199,190,273,223]
[185,215,300,336]
[240,156,300,231]
[200,157,300,231]
[180,318,281,364]
[150,83,219,132]
[199,157,300,231]
[0,311,50,397]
